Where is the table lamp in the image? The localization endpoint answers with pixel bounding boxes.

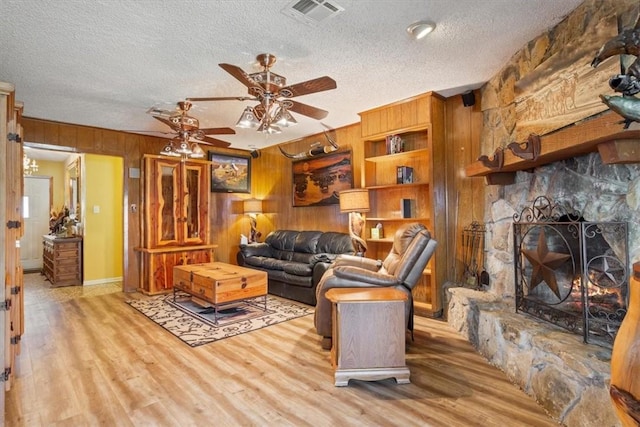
[243,199,263,243]
[339,189,370,255]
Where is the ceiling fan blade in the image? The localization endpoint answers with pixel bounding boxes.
[200,136,231,148]
[288,100,329,120]
[219,63,262,90]
[186,96,257,102]
[147,107,173,117]
[152,115,178,129]
[199,127,236,135]
[279,76,337,98]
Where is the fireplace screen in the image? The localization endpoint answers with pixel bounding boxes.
[513,196,629,348]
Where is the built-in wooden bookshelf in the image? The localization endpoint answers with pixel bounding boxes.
[359,92,446,317]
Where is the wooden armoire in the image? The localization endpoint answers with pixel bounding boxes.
[136,154,216,295]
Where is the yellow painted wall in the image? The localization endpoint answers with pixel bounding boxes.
[32,159,65,212]
[83,154,123,282]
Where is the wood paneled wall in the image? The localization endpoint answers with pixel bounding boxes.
[21,94,482,295]
[444,91,485,285]
[210,123,362,264]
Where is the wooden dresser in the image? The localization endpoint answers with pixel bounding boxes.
[42,235,83,287]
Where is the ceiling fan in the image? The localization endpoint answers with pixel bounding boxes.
[147,101,235,155]
[187,53,337,134]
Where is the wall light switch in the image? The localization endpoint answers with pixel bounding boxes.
[93,205,100,214]
[129,167,141,179]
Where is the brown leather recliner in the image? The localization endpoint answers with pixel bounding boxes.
[314,223,438,349]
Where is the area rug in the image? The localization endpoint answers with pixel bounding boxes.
[126,293,314,347]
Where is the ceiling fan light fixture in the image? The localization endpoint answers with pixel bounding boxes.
[160,140,181,157]
[407,20,436,40]
[175,139,192,155]
[257,122,282,134]
[190,143,205,158]
[236,107,260,129]
[274,107,297,127]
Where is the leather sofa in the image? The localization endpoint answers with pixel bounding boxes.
[237,230,355,305]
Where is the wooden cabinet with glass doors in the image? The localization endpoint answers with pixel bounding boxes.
[359,92,446,317]
[136,155,217,294]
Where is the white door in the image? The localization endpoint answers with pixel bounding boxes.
[20,176,51,271]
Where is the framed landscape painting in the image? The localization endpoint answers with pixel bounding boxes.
[208,151,251,193]
[292,150,353,207]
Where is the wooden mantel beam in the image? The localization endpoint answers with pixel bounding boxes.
[465,111,639,178]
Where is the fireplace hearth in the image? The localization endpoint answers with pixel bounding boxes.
[513,196,629,348]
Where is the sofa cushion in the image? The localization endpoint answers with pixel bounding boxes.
[293,231,322,253]
[317,232,354,254]
[270,248,294,262]
[238,242,273,258]
[268,270,314,288]
[283,262,313,276]
[265,230,298,251]
[243,256,289,271]
[291,252,315,264]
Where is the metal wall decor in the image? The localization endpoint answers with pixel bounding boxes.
[592,13,640,128]
[279,124,339,160]
[513,196,629,348]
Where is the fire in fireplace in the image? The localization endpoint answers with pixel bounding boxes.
[513,196,629,348]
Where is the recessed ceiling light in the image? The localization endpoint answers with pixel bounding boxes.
[407,21,436,40]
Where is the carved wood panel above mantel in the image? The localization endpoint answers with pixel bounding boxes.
[466,111,640,185]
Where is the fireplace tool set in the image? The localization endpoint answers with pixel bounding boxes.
[461,221,487,289]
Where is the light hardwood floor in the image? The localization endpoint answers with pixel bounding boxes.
[6,274,558,426]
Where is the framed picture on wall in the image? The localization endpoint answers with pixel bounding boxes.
[208,151,251,193]
[292,150,353,207]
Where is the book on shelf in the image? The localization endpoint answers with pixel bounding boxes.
[386,135,404,154]
[396,166,414,184]
[401,199,416,218]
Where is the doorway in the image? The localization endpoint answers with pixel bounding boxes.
[20,176,51,271]
[22,146,125,285]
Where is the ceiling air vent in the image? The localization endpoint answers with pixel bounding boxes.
[281,0,345,27]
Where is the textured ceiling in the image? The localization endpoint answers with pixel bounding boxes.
[0,0,583,152]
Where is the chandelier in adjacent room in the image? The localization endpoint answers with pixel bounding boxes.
[23,152,39,176]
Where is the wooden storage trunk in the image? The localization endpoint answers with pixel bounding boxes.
[173,262,267,306]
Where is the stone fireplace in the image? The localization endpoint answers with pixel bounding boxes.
[447,152,639,426]
[446,1,640,425]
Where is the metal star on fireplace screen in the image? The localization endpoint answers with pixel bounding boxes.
[521,228,571,299]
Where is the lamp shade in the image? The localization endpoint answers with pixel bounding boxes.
[243,199,263,214]
[339,189,370,213]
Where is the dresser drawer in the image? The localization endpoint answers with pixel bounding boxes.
[55,241,80,251]
[55,248,79,257]
[55,264,80,275]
